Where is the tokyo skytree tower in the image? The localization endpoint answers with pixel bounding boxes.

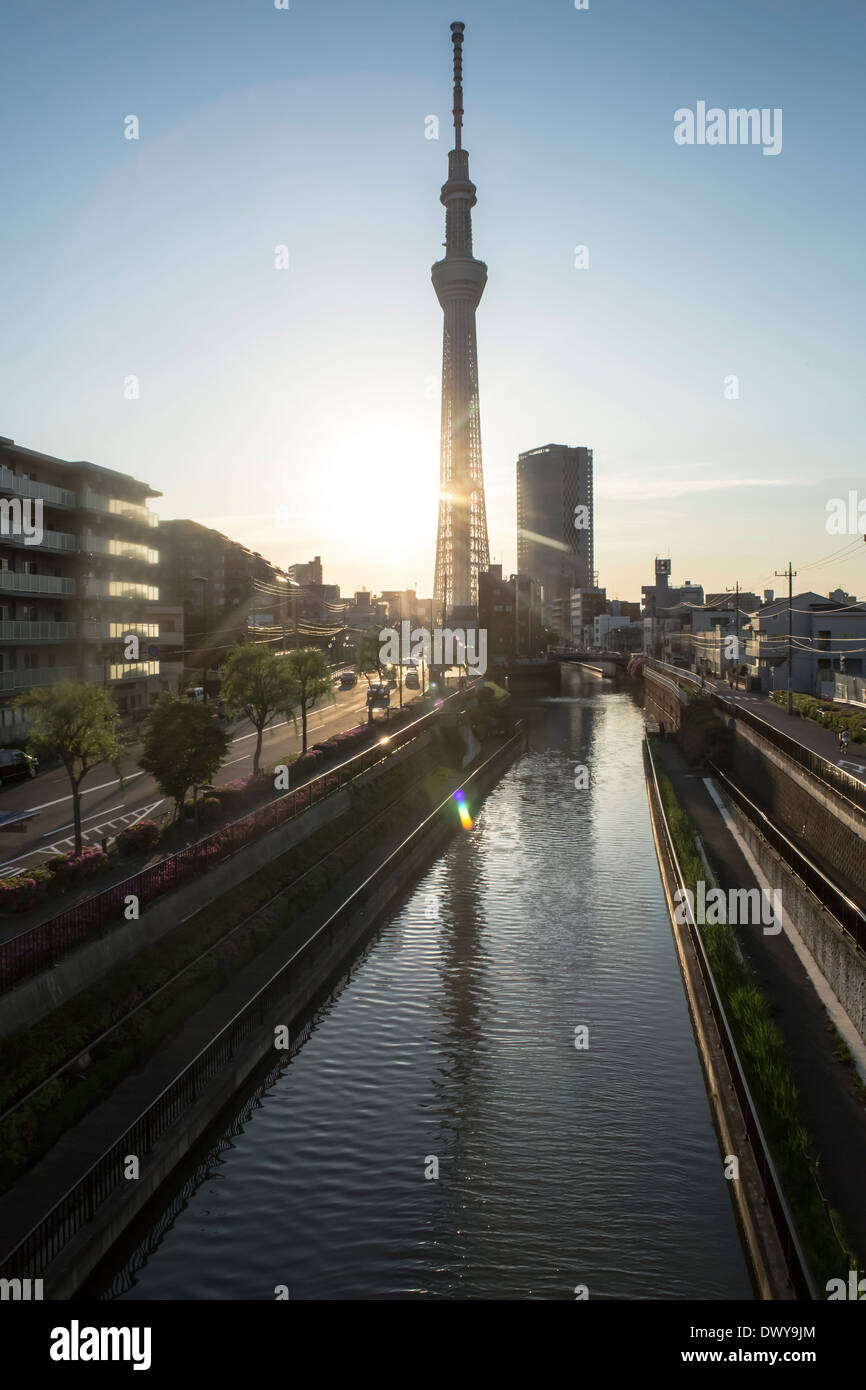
[432,21,490,617]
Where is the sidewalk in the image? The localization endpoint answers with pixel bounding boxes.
[654,736,866,1265]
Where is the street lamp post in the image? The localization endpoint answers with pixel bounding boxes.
[192,575,209,702]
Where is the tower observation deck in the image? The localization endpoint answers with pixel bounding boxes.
[432,21,490,617]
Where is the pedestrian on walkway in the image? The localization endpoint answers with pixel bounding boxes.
[658,720,666,741]
[840,729,850,754]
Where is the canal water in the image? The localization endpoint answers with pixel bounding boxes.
[88,673,751,1300]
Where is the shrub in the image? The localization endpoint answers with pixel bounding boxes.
[114,819,160,854]
[199,796,222,825]
[211,785,246,814]
[0,868,52,914]
[46,846,109,885]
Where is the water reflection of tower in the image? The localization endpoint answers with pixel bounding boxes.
[432,848,487,1091]
[423,837,489,1266]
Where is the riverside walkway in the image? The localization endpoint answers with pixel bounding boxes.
[653,735,866,1269]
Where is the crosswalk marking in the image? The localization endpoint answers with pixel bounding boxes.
[43,801,165,856]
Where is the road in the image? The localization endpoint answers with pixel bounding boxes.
[0,685,384,873]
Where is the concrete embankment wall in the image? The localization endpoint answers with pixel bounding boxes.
[0,733,433,1038]
[723,792,866,1045]
[730,723,866,904]
[42,731,524,1298]
[643,669,866,904]
[643,668,687,733]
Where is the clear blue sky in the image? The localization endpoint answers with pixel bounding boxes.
[1,0,864,604]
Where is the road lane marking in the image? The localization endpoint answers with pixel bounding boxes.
[41,803,126,837]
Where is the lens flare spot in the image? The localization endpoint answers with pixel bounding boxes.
[452,789,472,828]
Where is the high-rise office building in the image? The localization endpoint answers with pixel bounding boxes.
[516,444,594,616]
[432,21,490,617]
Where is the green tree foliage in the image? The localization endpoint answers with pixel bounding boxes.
[139,695,230,818]
[220,645,299,772]
[285,647,334,752]
[16,681,122,856]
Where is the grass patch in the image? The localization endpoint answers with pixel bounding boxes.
[656,766,858,1290]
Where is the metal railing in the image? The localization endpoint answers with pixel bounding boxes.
[84,580,159,601]
[0,572,75,595]
[0,468,76,509]
[0,621,75,641]
[644,737,815,1300]
[648,659,866,816]
[2,529,78,552]
[0,724,524,1283]
[82,491,158,528]
[708,763,866,949]
[0,666,77,693]
[0,687,475,994]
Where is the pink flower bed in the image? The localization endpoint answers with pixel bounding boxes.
[46,845,109,885]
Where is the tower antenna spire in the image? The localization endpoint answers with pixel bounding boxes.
[451,21,464,151]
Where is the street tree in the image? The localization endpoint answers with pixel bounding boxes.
[139,695,230,819]
[285,647,334,752]
[220,645,299,773]
[16,680,122,856]
[356,631,387,687]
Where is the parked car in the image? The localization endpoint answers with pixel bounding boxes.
[0,748,39,784]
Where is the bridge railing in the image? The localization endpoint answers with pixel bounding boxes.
[644,736,815,1300]
[648,659,866,817]
[0,686,477,996]
[0,725,525,1285]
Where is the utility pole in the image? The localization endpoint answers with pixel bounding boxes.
[726,581,740,688]
[775,562,797,715]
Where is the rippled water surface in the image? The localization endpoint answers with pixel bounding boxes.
[91,677,751,1300]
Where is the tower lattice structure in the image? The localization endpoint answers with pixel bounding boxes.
[432,21,490,617]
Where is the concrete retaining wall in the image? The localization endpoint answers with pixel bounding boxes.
[725,793,866,1045]
[731,723,866,902]
[643,668,687,733]
[0,732,434,1037]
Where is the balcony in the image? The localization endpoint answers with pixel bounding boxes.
[84,533,159,564]
[0,666,76,692]
[1,527,78,553]
[84,579,159,601]
[81,621,159,642]
[86,661,160,683]
[0,466,77,509]
[0,572,76,596]
[0,620,76,641]
[83,491,158,528]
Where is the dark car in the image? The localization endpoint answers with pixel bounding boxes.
[366,684,391,710]
[0,748,39,785]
